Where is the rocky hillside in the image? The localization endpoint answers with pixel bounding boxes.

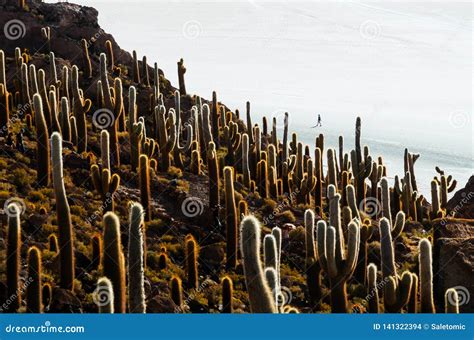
[0,0,472,314]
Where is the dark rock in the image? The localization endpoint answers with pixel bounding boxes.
[434,237,474,313]
[146,295,176,313]
[446,176,474,219]
[49,288,82,313]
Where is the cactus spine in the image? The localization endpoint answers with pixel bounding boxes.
[419,238,435,313]
[33,93,51,186]
[26,246,43,313]
[97,277,114,313]
[102,212,126,313]
[51,132,75,290]
[6,203,21,312]
[240,216,277,313]
[128,203,146,313]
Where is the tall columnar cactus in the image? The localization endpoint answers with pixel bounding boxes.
[271,227,282,285]
[139,154,152,221]
[367,263,379,313]
[317,217,360,313]
[128,87,143,169]
[404,149,419,192]
[48,234,58,253]
[185,235,199,289]
[314,147,323,214]
[211,91,219,147]
[419,238,435,313]
[263,234,277,274]
[369,161,383,200]
[408,273,418,313]
[304,209,321,306]
[379,215,405,281]
[327,149,338,191]
[445,288,459,313]
[71,65,91,153]
[207,141,220,221]
[221,276,234,313]
[155,105,176,171]
[90,164,120,213]
[42,283,52,310]
[6,203,21,312]
[0,50,6,89]
[81,39,92,79]
[177,58,187,95]
[384,271,413,313]
[430,179,441,218]
[434,167,457,210]
[351,117,372,205]
[37,69,52,130]
[128,202,146,313]
[100,130,111,170]
[33,93,51,186]
[97,277,114,313]
[59,97,71,142]
[26,246,43,313]
[48,89,62,134]
[142,56,150,87]
[103,212,126,313]
[355,219,374,286]
[0,84,9,133]
[51,132,75,290]
[132,50,140,83]
[100,54,123,166]
[170,276,183,308]
[240,216,277,313]
[105,40,115,71]
[224,166,238,269]
[91,233,102,270]
[241,133,251,187]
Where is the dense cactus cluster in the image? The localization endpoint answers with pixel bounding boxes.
[0,1,469,315]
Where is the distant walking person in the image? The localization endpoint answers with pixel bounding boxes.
[311,114,322,128]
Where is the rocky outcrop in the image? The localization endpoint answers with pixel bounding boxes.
[447,176,474,219]
[433,218,474,312]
